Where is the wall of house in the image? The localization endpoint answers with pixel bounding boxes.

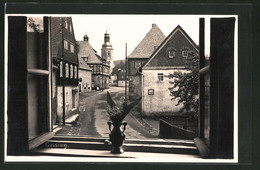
[128,75,142,100]
[128,59,148,100]
[128,59,147,76]
[79,69,92,93]
[56,86,79,123]
[142,69,188,116]
[92,75,110,90]
[110,75,117,86]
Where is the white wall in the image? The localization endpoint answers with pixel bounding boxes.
[142,69,188,116]
[57,86,79,122]
[79,69,92,92]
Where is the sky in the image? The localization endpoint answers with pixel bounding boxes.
[71,15,202,60]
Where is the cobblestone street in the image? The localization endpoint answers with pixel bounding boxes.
[57,87,159,139]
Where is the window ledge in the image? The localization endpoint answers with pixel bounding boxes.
[32,148,202,162]
[29,128,62,151]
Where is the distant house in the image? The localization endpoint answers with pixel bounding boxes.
[77,34,110,90]
[141,25,199,116]
[51,17,79,123]
[78,55,92,93]
[117,68,128,87]
[127,24,166,100]
[111,60,126,86]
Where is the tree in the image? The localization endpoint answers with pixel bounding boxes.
[27,17,42,33]
[168,52,199,118]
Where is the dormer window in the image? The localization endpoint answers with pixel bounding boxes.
[83,57,88,62]
[182,50,188,57]
[169,50,176,58]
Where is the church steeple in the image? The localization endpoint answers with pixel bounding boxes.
[101,28,114,76]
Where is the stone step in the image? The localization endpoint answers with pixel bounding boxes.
[41,138,198,155]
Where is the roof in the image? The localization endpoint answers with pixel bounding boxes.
[143,25,199,69]
[76,40,103,64]
[51,17,78,64]
[78,56,92,71]
[127,24,166,59]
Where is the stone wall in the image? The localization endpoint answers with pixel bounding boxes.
[142,69,188,116]
[128,75,142,100]
[57,86,79,123]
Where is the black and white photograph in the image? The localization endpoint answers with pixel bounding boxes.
[4,3,247,164]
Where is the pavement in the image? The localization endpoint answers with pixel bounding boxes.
[57,86,159,139]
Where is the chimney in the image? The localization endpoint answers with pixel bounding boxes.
[83,34,89,41]
[152,23,157,28]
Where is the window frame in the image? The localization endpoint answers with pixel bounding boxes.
[169,50,176,58]
[182,50,188,57]
[157,73,164,82]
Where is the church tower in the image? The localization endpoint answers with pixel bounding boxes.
[101,29,114,75]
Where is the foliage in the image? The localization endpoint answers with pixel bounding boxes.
[107,96,128,123]
[27,17,42,33]
[168,52,199,117]
[107,92,142,123]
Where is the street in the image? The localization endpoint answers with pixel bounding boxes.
[57,86,159,139]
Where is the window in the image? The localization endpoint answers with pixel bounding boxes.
[74,66,77,79]
[70,44,74,53]
[65,63,69,78]
[182,50,188,57]
[157,73,164,81]
[169,50,175,58]
[135,61,141,69]
[60,61,63,77]
[64,40,68,50]
[83,57,88,62]
[70,65,73,78]
[65,21,68,29]
[69,24,72,33]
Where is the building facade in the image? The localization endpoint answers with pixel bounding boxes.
[78,56,92,93]
[77,34,110,90]
[51,17,79,123]
[127,24,166,100]
[141,25,199,116]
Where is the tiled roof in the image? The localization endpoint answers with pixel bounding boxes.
[51,17,78,64]
[127,24,166,59]
[76,40,102,64]
[143,25,199,68]
[78,56,92,71]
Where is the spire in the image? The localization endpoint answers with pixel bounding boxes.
[104,28,110,43]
